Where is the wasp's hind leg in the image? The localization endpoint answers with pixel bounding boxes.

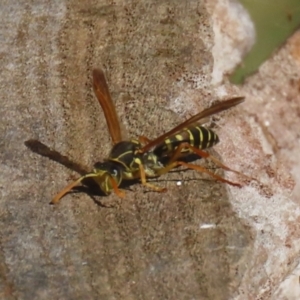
[157,160,242,187]
[156,142,244,187]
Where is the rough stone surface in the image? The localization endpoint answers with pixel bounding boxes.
[0,0,299,299]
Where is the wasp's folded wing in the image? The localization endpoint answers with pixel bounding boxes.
[93,69,123,145]
[140,96,245,153]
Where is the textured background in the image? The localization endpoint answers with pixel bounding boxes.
[1,0,300,299]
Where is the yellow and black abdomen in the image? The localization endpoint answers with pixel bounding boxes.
[154,125,219,157]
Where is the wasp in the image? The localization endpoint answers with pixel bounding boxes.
[51,69,245,204]
[138,97,246,184]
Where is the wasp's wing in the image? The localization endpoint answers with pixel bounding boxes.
[93,69,123,145]
[140,96,245,153]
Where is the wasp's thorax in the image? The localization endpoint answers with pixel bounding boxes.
[141,152,164,177]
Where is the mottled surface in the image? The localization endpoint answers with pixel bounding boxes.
[0,1,254,300]
[230,30,300,300]
[2,0,300,299]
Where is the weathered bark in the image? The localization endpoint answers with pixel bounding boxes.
[1,1,299,299]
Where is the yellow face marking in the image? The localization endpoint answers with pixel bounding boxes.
[97,175,110,194]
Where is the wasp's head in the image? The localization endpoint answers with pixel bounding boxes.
[93,161,123,195]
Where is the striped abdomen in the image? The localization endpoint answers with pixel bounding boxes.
[154,125,219,157]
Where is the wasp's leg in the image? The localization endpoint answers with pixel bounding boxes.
[138,163,167,192]
[156,160,242,187]
[166,142,252,181]
[157,142,243,186]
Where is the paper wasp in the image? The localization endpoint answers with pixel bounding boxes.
[51,68,245,204]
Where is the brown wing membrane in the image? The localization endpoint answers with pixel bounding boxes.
[93,69,123,145]
[140,96,245,153]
